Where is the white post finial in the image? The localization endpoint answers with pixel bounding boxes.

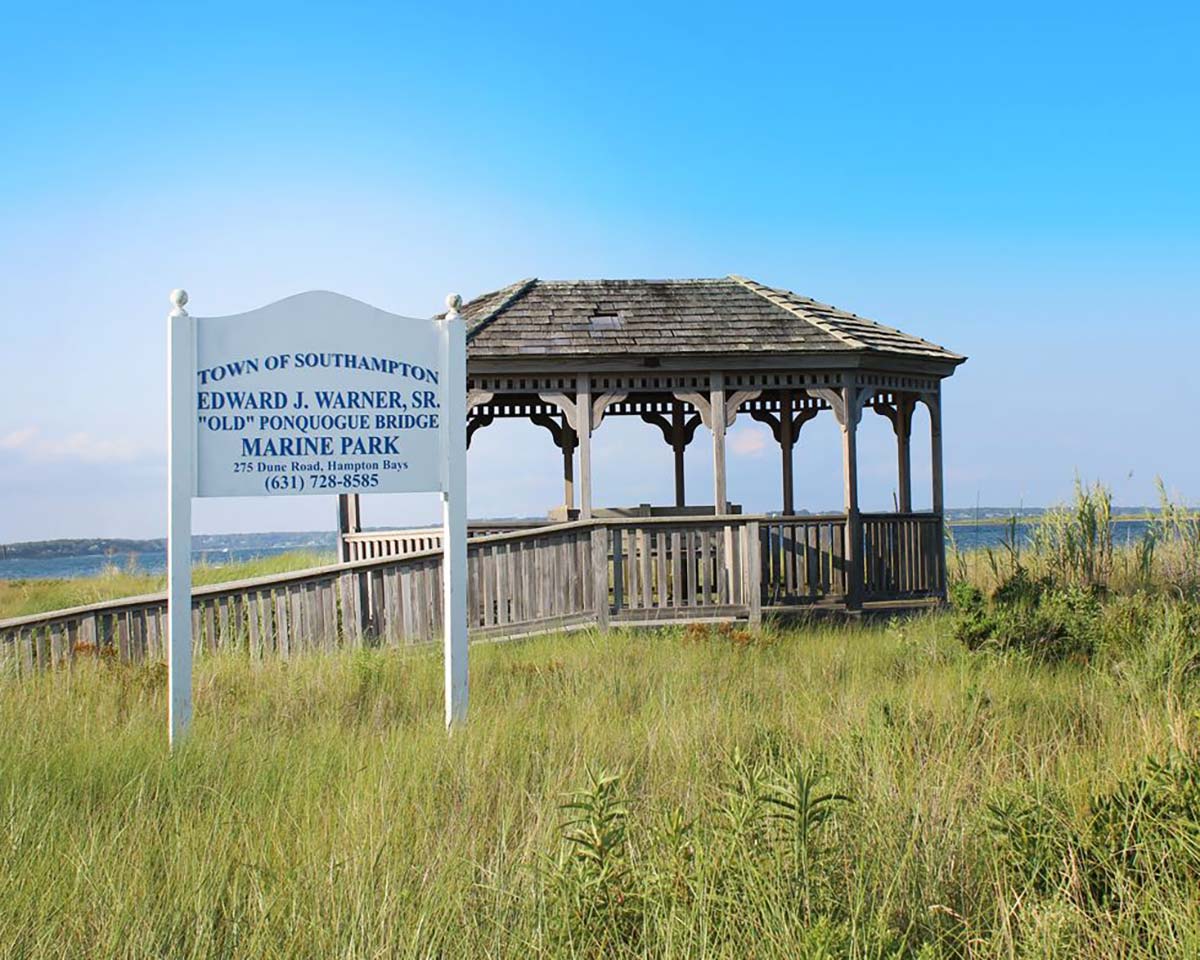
[445,293,462,317]
[169,289,189,317]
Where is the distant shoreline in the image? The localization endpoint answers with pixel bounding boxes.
[0,509,1167,565]
[0,532,335,561]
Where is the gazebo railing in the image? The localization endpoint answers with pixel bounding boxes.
[859,512,945,600]
[759,515,851,604]
[608,517,760,622]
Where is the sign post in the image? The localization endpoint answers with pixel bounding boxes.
[440,295,468,726]
[166,288,468,746]
[166,290,195,746]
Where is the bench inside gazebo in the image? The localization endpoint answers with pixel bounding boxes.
[337,275,966,634]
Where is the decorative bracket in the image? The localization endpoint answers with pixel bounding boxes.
[466,389,494,412]
[673,391,713,430]
[640,412,672,444]
[538,390,627,434]
[592,391,628,430]
[750,405,820,448]
[810,386,868,429]
[672,389,759,430]
[538,392,579,432]
[640,411,704,448]
[529,412,578,450]
[872,393,917,438]
[724,390,762,427]
[917,388,941,433]
[466,412,494,448]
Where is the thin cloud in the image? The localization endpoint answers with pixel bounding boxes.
[0,426,146,464]
[0,427,38,451]
[729,428,769,458]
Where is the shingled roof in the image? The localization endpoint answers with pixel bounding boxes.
[460,276,964,364]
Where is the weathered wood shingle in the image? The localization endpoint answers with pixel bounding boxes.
[460,276,964,363]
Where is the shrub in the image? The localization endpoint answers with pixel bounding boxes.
[951,570,1100,664]
[949,581,992,651]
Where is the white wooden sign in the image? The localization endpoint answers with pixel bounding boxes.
[167,289,468,746]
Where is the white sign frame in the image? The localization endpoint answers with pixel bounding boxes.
[166,289,468,746]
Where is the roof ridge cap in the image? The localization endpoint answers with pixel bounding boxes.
[463,277,537,342]
[727,274,868,350]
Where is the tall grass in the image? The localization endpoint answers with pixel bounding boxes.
[949,478,1200,596]
[3,606,1200,958]
[6,484,1200,956]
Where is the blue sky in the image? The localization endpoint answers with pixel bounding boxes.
[1,1,1197,540]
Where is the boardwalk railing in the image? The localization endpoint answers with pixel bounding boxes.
[1,513,945,676]
[341,520,546,561]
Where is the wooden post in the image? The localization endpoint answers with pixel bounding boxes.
[336,494,362,562]
[929,388,944,515]
[578,375,593,519]
[671,399,686,507]
[562,422,575,511]
[591,525,610,629]
[841,384,862,610]
[780,388,795,515]
[166,289,194,747]
[894,395,915,514]
[711,374,735,602]
[441,295,468,728]
[711,373,727,514]
[929,387,946,598]
[746,520,762,626]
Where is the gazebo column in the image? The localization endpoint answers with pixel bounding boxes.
[562,423,576,511]
[780,389,795,515]
[897,425,912,513]
[815,385,864,609]
[576,376,593,519]
[541,380,624,521]
[896,395,916,513]
[751,390,818,516]
[642,399,703,510]
[671,399,686,507]
[928,386,944,514]
[674,378,760,516]
[924,385,946,598]
[710,373,727,513]
[841,386,862,609]
[530,409,578,514]
[872,393,917,513]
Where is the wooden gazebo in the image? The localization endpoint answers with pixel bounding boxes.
[339,275,965,618]
[2,276,968,674]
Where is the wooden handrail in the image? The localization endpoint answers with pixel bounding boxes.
[1,511,944,635]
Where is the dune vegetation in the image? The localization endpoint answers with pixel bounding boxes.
[3,483,1200,958]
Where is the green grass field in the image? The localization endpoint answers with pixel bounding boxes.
[5,483,1200,957]
[3,601,1200,958]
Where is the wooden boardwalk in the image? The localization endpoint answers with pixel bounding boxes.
[0,513,944,675]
